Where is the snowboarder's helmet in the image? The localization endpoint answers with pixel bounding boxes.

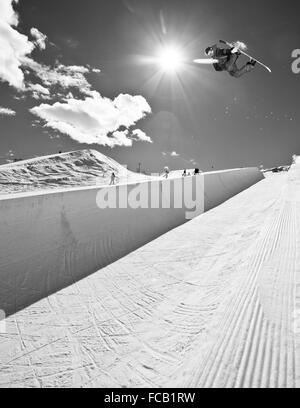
[205,47,213,56]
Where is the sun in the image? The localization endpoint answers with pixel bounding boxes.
[156,46,184,73]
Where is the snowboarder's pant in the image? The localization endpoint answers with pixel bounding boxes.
[225,54,255,78]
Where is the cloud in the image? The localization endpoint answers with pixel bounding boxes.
[30,92,152,147]
[132,129,152,143]
[0,106,16,116]
[111,130,133,147]
[113,94,151,128]
[0,0,35,89]
[0,0,153,150]
[23,58,92,94]
[30,27,47,50]
[57,65,89,74]
[28,83,50,95]
[64,91,74,100]
[0,1,90,96]
[162,151,180,158]
[26,83,50,99]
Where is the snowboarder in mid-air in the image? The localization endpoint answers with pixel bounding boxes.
[205,42,257,78]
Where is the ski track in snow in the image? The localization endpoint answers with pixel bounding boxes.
[0,165,299,387]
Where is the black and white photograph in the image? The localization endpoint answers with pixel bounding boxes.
[0,0,299,389]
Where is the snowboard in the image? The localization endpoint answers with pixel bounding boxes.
[193,58,219,65]
[219,40,272,73]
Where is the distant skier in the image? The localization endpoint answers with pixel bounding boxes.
[182,169,187,177]
[193,168,202,175]
[205,42,256,78]
[110,172,116,185]
[163,166,170,179]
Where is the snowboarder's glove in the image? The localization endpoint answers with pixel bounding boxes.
[231,47,241,55]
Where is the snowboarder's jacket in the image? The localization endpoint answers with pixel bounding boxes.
[210,45,232,71]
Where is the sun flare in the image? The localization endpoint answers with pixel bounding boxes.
[156,46,184,73]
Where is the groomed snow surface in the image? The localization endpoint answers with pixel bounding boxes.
[0,154,299,388]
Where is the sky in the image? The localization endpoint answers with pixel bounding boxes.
[0,0,299,172]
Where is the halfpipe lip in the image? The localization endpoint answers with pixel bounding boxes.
[0,167,259,202]
[0,179,160,201]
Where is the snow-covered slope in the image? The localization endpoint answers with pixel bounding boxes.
[0,160,298,387]
[0,167,263,316]
[0,149,150,194]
